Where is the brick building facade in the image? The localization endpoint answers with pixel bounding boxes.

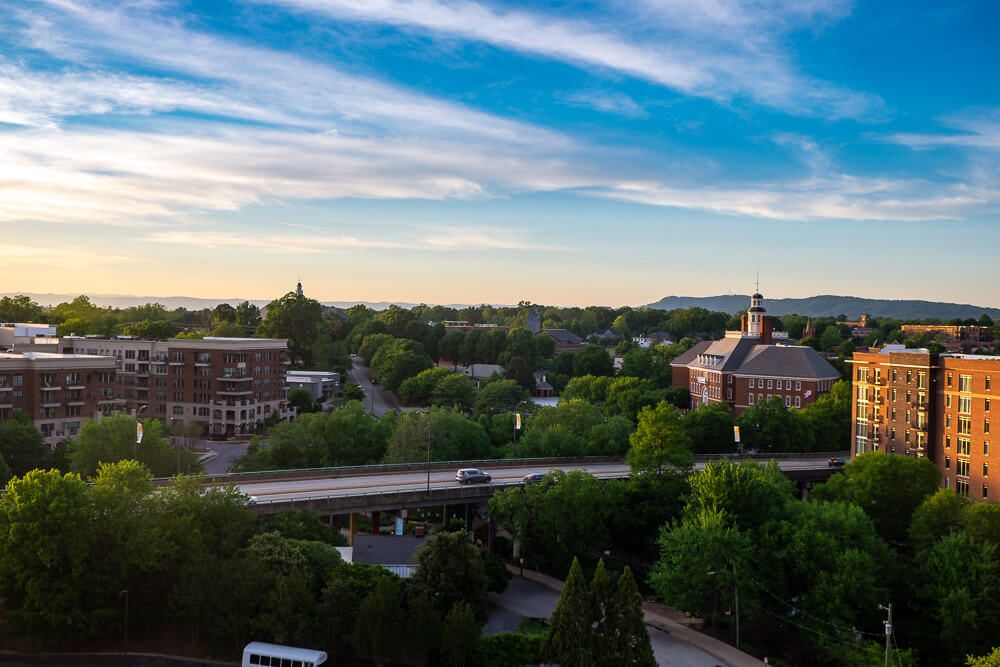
[671,292,840,415]
[59,336,291,437]
[850,345,998,501]
[0,351,117,443]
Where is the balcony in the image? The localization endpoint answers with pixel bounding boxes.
[41,400,61,408]
[66,400,86,407]
[0,386,11,392]
[40,384,62,391]
[218,389,253,396]
[218,374,253,382]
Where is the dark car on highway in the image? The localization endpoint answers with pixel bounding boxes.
[828,457,846,466]
[455,468,492,485]
[521,472,545,484]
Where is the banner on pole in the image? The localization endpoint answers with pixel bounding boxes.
[733,425,741,443]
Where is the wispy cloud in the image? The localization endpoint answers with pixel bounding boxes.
[145,225,560,253]
[886,109,1000,151]
[254,0,882,119]
[0,244,138,266]
[559,90,648,118]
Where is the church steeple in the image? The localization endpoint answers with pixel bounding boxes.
[295,278,303,298]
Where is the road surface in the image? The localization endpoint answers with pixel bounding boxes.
[235,458,833,505]
[487,576,727,667]
[346,358,399,417]
[200,441,250,474]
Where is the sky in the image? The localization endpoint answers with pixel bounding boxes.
[1,0,999,307]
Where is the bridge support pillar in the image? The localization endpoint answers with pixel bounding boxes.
[371,511,381,535]
[487,518,496,552]
[800,481,812,500]
[464,503,471,531]
[349,512,358,546]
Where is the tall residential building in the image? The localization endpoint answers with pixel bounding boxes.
[850,345,998,501]
[671,292,841,415]
[59,336,291,438]
[0,351,117,443]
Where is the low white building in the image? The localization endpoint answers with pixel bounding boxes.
[286,370,341,402]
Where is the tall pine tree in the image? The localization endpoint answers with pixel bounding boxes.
[542,558,594,666]
[590,559,617,665]
[611,566,656,666]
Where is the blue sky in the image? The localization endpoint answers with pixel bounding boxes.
[1,0,999,307]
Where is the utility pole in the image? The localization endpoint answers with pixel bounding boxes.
[733,560,740,650]
[880,603,893,667]
[425,411,433,493]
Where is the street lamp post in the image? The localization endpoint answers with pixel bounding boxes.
[119,589,129,655]
[425,411,433,493]
[707,562,740,649]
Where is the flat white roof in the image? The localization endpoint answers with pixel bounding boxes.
[243,643,327,664]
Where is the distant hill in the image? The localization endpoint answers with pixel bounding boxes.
[0,293,480,312]
[646,294,1000,321]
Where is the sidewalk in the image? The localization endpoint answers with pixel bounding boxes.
[510,566,766,667]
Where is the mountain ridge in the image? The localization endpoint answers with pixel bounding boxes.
[646,294,1000,320]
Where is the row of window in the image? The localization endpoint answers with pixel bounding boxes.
[750,378,804,391]
[749,393,802,408]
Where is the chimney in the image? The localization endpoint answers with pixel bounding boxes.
[761,316,773,345]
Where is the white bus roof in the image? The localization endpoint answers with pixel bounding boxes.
[243,643,327,665]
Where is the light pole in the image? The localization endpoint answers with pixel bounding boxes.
[425,411,433,493]
[513,399,530,458]
[370,377,376,415]
[119,589,129,655]
[707,562,739,649]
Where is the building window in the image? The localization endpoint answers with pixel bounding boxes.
[959,375,972,392]
[891,427,896,441]
[984,485,990,499]
[728,375,733,385]
[918,372,927,389]
[785,396,791,407]
[946,434,951,449]
[796,381,801,391]
[984,462,989,478]
[947,373,953,387]
[172,406,184,416]
[959,416,972,435]
[946,414,952,429]
[986,441,991,456]
[784,380,791,390]
[795,396,801,408]
[758,393,763,403]
[767,379,773,389]
[749,378,755,389]
[956,459,970,477]
[947,394,952,408]
[957,480,969,497]
[987,399,991,412]
[748,393,755,405]
[958,438,971,456]
[726,388,732,400]
[986,419,991,434]
[945,456,950,469]
[988,376,992,391]
[959,396,972,414]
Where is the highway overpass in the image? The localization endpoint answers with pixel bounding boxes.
[213,454,845,517]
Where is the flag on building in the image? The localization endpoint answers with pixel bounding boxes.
[804,390,813,399]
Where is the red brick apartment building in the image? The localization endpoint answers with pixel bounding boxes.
[59,336,292,438]
[850,345,999,501]
[0,351,117,443]
[671,293,841,415]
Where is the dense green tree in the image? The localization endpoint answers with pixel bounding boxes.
[399,366,453,405]
[542,558,593,666]
[813,451,941,544]
[405,592,443,666]
[628,402,693,474]
[122,319,174,338]
[917,532,1000,663]
[572,344,614,377]
[441,602,481,667]
[412,531,490,618]
[968,648,1000,667]
[683,402,736,453]
[685,459,795,531]
[0,412,48,476]
[209,320,245,337]
[0,295,44,322]
[965,503,1000,547]
[69,414,199,478]
[611,567,656,667]
[359,333,396,364]
[370,337,434,390]
[560,374,613,403]
[0,469,96,642]
[287,387,317,414]
[505,355,536,391]
[590,560,616,666]
[351,577,406,667]
[489,470,625,571]
[910,488,970,550]
[261,509,346,545]
[236,301,261,328]
[258,291,324,367]
[237,402,388,470]
[431,372,477,410]
[799,380,852,452]
[737,396,812,452]
[0,453,11,485]
[605,376,665,422]
[383,410,491,463]
[474,379,530,416]
[650,508,751,627]
[517,399,631,458]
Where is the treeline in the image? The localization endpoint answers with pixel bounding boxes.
[0,413,199,486]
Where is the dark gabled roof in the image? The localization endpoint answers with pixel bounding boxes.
[670,336,759,372]
[734,345,840,379]
[543,328,583,344]
[351,535,426,565]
